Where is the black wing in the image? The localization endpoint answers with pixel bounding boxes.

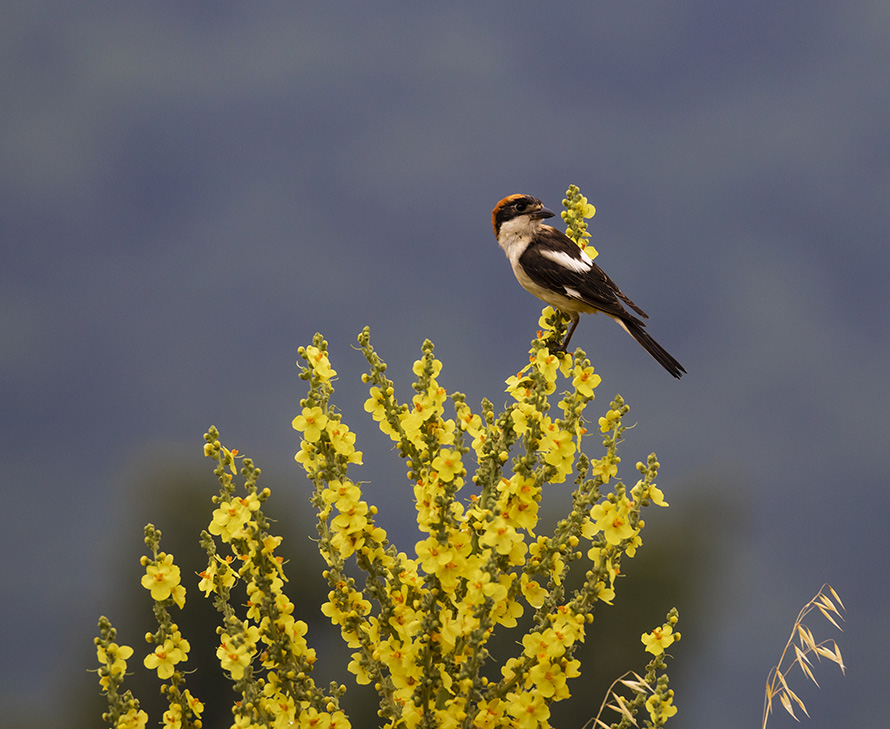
[519,226,649,319]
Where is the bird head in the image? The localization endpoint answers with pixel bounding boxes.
[491,194,555,238]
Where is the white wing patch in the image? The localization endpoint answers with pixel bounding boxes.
[563,286,583,300]
[541,248,593,273]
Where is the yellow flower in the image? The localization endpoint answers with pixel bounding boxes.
[415,536,453,575]
[455,404,483,437]
[322,479,362,509]
[412,356,443,379]
[498,475,540,532]
[590,453,619,482]
[331,500,369,536]
[520,574,547,608]
[598,408,622,433]
[527,659,571,699]
[145,642,177,680]
[432,449,463,482]
[208,497,257,543]
[294,440,323,471]
[116,707,149,729]
[648,482,668,506]
[465,567,508,605]
[182,689,203,717]
[363,386,387,421]
[589,498,635,545]
[510,402,535,435]
[537,306,558,332]
[641,623,678,656]
[479,514,523,556]
[291,406,328,442]
[304,345,337,381]
[548,605,586,647]
[198,556,236,597]
[140,553,181,602]
[347,652,373,684]
[145,632,190,679]
[96,642,133,689]
[542,423,576,478]
[506,690,550,729]
[505,367,534,400]
[572,364,601,398]
[532,349,560,384]
[472,698,505,729]
[521,628,564,663]
[162,703,182,729]
[326,420,363,463]
[216,633,254,680]
[646,692,678,723]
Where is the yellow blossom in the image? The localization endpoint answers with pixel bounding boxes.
[322,479,362,510]
[646,692,678,723]
[162,703,182,729]
[347,652,372,684]
[590,453,619,482]
[498,475,540,532]
[527,658,573,699]
[116,707,149,729]
[598,408,622,433]
[331,500,369,536]
[479,514,523,556]
[96,642,133,689]
[208,496,259,543]
[455,404,483,437]
[326,419,363,464]
[522,628,565,663]
[415,536,453,575]
[182,689,203,717]
[198,556,236,597]
[140,553,181,602]
[472,698,505,729]
[589,498,636,545]
[216,625,260,680]
[144,633,190,679]
[572,364,601,398]
[431,449,463,482]
[291,406,328,442]
[648,482,668,506]
[510,401,538,435]
[541,422,576,479]
[505,367,534,400]
[303,345,337,381]
[412,356,443,379]
[520,574,547,608]
[549,606,587,647]
[294,439,323,471]
[642,623,679,656]
[363,386,388,421]
[532,348,560,384]
[506,690,550,729]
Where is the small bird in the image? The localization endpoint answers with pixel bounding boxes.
[492,194,685,378]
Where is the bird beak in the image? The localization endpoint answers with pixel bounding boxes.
[531,207,555,220]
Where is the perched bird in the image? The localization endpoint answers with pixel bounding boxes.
[492,194,685,378]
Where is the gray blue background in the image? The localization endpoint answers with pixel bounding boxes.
[3,2,887,727]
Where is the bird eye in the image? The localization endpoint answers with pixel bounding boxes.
[514,201,528,212]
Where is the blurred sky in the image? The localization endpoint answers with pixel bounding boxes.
[3,2,888,728]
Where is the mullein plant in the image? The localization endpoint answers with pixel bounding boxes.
[95,188,682,729]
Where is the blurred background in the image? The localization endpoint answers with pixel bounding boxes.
[3,2,887,727]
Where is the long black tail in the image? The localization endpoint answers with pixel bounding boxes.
[618,316,686,379]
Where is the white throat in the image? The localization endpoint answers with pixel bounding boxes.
[497,216,544,262]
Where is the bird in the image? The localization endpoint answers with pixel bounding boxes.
[492,194,686,378]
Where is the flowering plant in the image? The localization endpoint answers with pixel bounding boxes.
[95,188,681,729]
